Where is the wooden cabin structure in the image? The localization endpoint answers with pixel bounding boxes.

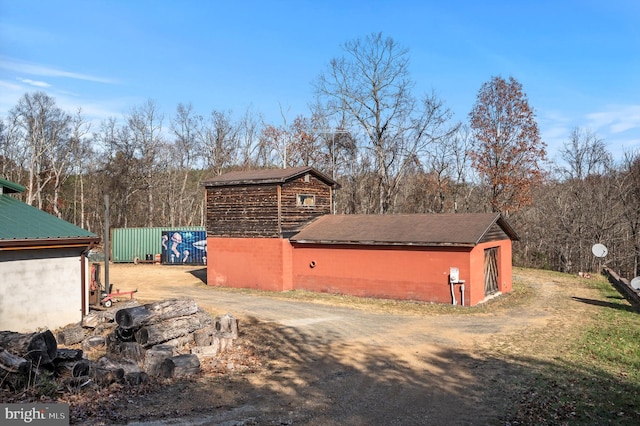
[201,167,519,306]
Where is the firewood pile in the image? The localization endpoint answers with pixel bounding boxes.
[0,298,238,392]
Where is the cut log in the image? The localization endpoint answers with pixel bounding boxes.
[91,366,125,386]
[193,326,216,346]
[115,298,198,329]
[81,335,106,351]
[0,346,31,374]
[55,359,91,379]
[97,356,141,374]
[57,325,86,346]
[134,315,201,347]
[191,343,219,359]
[195,308,215,327]
[115,326,137,342]
[0,330,57,366]
[107,341,145,362]
[125,371,149,385]
[143,344,174,376]
[159,354,200,378]
[163,333,195,350]
[82,308,119,328]
[54,348,84,362]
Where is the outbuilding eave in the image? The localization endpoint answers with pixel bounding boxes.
[0,237,100,251]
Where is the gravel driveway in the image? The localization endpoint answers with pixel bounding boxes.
[99,264,599,425]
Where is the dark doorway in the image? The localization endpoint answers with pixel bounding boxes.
[484,247,499,296]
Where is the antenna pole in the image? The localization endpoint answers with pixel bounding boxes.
[104,194,110,296]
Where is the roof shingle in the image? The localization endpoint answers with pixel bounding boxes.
[200,166,338,187]
[290,213,518,246]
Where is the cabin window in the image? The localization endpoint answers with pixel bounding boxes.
[297,194,315,207]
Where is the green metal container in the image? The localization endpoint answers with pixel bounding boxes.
[111,227,206,263]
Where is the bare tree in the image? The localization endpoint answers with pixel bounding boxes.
[197,109,239,175]
[127,99,164,227]
[314,33,456,213]
[559,127,611,180]
[234,106,263,168]
[614,151,640,277]
[9,92,72,210]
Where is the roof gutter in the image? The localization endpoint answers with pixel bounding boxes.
[0,237,101,251]
[290,240,476,248]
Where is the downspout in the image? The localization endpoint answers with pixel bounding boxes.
[80,241,96,316]
[81,249,87,316]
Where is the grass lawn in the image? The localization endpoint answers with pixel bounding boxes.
[506,272,640,425]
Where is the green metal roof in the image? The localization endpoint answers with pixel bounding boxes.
[0,193,97,241]
[0,177,26,194]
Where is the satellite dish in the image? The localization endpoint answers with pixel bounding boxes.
[592,243,608,258]
[631,277,640,290]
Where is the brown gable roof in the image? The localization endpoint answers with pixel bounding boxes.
[201,166,339,188]
[290,213,519,247]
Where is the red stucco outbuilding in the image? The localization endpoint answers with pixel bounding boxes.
[202,167,519,306]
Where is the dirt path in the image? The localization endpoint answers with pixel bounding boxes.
[90,264,603,425]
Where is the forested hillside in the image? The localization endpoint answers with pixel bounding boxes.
[2,34,639,279]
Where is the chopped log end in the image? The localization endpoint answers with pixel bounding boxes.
[125,371,149,385]
[54,348,84,362]
[0,347,31,375]
[159,354,200,378]
[57,325,87,346]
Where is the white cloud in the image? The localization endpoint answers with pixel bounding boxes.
[17,78,50,88]
[587,105,640,134]
[0,56,118,85]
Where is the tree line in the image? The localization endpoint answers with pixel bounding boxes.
[1,33,639,279]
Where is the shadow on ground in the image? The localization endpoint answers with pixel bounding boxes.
[571,296,639,313]
[76,315,640,426]
[187,267,207,284]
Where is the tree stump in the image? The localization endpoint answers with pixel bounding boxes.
[218,314,239,339]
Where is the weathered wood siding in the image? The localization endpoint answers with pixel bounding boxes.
[205,174,331,238]
[206,185,280,237]
[280,175,331,233]
[479,223,509,243]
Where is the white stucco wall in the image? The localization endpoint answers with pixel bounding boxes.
[0,248,84,333]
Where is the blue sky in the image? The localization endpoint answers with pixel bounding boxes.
[1,0,639,162]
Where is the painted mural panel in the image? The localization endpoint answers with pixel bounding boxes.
[161,231,207,265]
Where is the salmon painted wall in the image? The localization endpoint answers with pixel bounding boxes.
[207,238,514,306]
[206,237,290,292]
[468,239,514,306]
[291,244,473,304]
